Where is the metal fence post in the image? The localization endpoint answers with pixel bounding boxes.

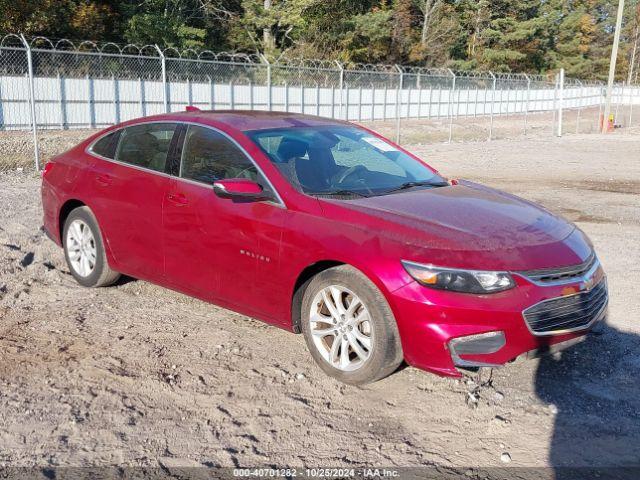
[335,60,344,120]
[260,54,272,111]
[58,73,66,129]
[19,34,40,170]
[139,77,145,117]
[371,83,376,120]
[207,75,214,109]
[113,75,120,124]
[524,74,531,135]
[628,84,634,130]
[284,82,289,111]
[597,83,603,132]
[155,45,168,113]
[447,69,456,143]
[575,79,583,134]
[552,73,558,135]
[394,65,403,144]
[383,86,387,120]
[557,68,564,137]
[615,82,624,123]
[489,71,496,141]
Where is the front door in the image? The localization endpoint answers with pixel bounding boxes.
[163,125,286,321]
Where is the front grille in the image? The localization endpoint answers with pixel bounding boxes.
[519,253,597,284]
[523,279,608,335]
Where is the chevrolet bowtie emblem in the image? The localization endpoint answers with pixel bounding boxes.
[581,276,596,292]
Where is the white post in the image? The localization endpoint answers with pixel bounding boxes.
[576,79,583,134]
[628,85,634,130]
[524,74,531,135]
[58,73,66,129]
[316,84,320,116]
[552,74,558,135]
[260,54,272,111]
[371,84,376,120]
[20,34,40,170]
[139,77,145,117]
[335,60,344,120]
[395,65,403,144]
[155,45,168,113]
[284,82,289,111]
[557,68,564,137]
[208,75,214,109]
[383,86,387,120]
[489,71,496,141]
[113,75,120,124]
[447,69,456,143]
[331,87,336,119]
[597,83,604,132]
[615,82,624,122]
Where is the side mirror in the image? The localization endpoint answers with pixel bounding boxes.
[213,179,274,202]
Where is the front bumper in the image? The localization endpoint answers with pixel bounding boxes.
[389,262,607,377]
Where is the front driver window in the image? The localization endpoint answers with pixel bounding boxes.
[180,125,258,184]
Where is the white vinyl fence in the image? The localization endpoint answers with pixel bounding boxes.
[1,34,639,170]
[1,75,623,130]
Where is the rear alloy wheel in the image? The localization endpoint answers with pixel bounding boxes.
[63,206,120,287]
[301,265,403,384]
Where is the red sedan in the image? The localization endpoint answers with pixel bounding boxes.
[41,111,607,384]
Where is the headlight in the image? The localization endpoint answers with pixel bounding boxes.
[401,260,515,294]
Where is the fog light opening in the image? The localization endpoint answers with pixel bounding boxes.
[449,331,506,367]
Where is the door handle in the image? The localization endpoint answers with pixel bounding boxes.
[167,192,188,206]
[95,174,112,187]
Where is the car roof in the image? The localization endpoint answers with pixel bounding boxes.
[131,110,351,132]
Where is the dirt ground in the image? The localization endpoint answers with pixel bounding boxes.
[0,132,639,475]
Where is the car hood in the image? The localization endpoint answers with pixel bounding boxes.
[327,181,591,270]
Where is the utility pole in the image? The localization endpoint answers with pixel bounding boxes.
[602,0,626,133]
[628,24,639,85]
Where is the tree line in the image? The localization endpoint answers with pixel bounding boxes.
[1,0,639,81]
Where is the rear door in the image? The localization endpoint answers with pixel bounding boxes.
[163,124,286,321]
[88,122,178,282]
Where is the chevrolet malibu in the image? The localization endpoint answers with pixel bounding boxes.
[41,110,608,384]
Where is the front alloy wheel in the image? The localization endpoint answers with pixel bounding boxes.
[301,265,403,384]
[309,285,373,372]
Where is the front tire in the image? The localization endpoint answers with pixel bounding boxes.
[301,265,403,385]
[63,206,120,288]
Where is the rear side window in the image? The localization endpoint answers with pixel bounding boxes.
[180,125,258,184]
[90,131,120,159]
[115,123,178,173]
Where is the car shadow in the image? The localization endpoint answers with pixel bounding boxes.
[534,323,640,479]
[113,274,137,287]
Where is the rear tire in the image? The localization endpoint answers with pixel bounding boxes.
[301,265,403,385]
[63,206,120,288]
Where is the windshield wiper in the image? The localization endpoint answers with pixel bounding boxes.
[306,189,370,198]
[382,180,449,194]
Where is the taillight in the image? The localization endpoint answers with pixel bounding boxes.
[42,161,54,177]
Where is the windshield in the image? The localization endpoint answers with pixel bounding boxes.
[246,126,447,197]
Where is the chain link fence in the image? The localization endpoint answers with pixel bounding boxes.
[1,34,639,170]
